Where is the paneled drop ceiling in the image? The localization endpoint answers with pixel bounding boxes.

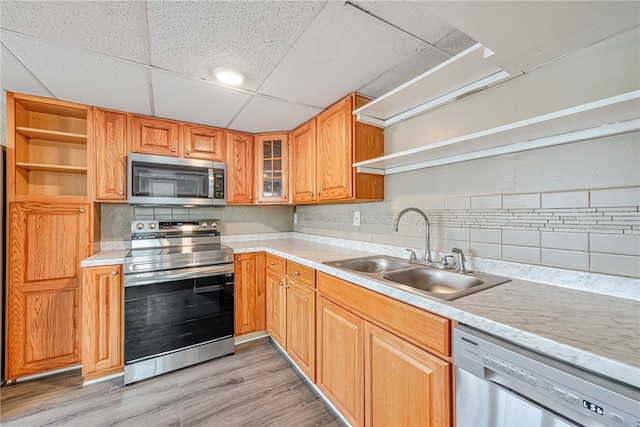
[1,1,638,134]
[0,0,475,133]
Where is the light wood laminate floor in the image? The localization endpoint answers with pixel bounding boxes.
[1,338,344,427]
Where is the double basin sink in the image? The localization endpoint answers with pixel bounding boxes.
[324,255,510,301]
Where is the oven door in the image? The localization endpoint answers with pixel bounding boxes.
[124,264,234,364]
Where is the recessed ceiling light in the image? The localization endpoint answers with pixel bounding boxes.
[213,67,245,85]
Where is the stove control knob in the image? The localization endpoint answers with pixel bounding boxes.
[136,223,145,230]
[212,221,218,228]
[201,222,208,228]
[148,223,157,229]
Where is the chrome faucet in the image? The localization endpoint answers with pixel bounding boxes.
[392,207,432,263]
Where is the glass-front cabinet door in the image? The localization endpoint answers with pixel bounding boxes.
[257,133,289,204]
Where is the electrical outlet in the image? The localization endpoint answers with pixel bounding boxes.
[294,212,298,224]
[353,211,361,226]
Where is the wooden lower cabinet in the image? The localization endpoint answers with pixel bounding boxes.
[6,202,89,379]
[234,252,266,336]
[265,269,287,345]
[316,296,364,426]
[266,255,316,381]
[81,265,123,381]
[364,322,451,427]
[316,272,452,427]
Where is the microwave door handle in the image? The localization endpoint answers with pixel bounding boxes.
[208,168,214,198]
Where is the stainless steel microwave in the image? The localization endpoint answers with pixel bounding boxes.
[128,153,226,206]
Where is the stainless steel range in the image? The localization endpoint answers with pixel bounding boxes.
[123,219,235,385]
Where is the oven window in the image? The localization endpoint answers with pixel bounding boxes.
[124,274,234,363]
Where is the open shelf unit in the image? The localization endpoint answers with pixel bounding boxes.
[354,91,640,175]
[352,43,512,128]
[12,96,89,197]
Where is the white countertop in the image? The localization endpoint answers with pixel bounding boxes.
[82,236,640,389]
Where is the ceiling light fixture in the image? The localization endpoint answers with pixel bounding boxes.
[213,67,245,85]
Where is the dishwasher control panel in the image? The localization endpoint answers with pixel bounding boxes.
[454,325,640,427]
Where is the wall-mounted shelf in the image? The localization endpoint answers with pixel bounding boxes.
[352,43,512,128]
[354,91,640,175]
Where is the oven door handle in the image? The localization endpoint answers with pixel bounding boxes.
[124,264,233,287]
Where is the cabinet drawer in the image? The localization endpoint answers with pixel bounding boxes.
[317,272,450,358]
[266,253,286,274]
[286,261,315,288]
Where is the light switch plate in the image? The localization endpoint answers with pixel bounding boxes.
[353,211,361,226]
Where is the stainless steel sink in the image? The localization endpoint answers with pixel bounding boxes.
[324,255,413,273]
[382,268,510,301]
[324,255,511,301]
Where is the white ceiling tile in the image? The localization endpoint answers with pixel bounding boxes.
[1,45,52,97]
[259,1,426,107]
[229,96,322,133]
[358,48,451,99]
[146,1,322,91]
[1,31,151,115]
[351,0,454,43]
[151,69,252,128]
[434,29,477,56]
[0,1,148,63]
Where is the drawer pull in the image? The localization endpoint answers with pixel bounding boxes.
[294,271,301,276]
[270,261,276,266]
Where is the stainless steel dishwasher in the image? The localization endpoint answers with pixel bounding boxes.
[454,325,639,427]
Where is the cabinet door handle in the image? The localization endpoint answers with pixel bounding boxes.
[237,257,242,262]
[79,208,85,213]
[316,192,320,196]
[111,270,118,276]
[186,150,191,155]
[270,261,276,266]
[118,191,124,197]
[284,284,290,289]
[171,148,177,152]
[309,192,313,197]
[249,196,253,200]
[278,282,284,287]
[282,195,287,199]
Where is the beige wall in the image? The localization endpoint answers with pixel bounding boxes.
[293,28,640,279]
[100,204,294,242]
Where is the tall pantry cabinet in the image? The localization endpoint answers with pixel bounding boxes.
[4,92,93,380]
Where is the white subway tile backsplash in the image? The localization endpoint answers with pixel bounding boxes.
[422,196,445,211]
[470,228,501,244]
[469,242,501,259]
[502,229,540,246]
[444,227,470,242]
[590,253,640,277]
[541,249,589,271]
[503,245,540,264]
[541,231,588,251]
[542,191,589,208]
[445,196,471,210]
[590,187,640,207]
[503,193,540,209]
[471,195,502,209]
[590,234,640,256]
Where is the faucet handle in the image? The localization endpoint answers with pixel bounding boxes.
[440,255,454,269]
[406,248,418,262]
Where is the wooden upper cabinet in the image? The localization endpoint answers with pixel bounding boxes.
[6,202,89,380]
[82,264,123,381]
[313,93,384,204]
[94,108,128,201]
[316,95,353,201]
[131,115,180,157]
[6,92,89,202]
[182,124,226,161]
[226,131,255,204]
[290,118,317,204]
[256,133,289,204]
